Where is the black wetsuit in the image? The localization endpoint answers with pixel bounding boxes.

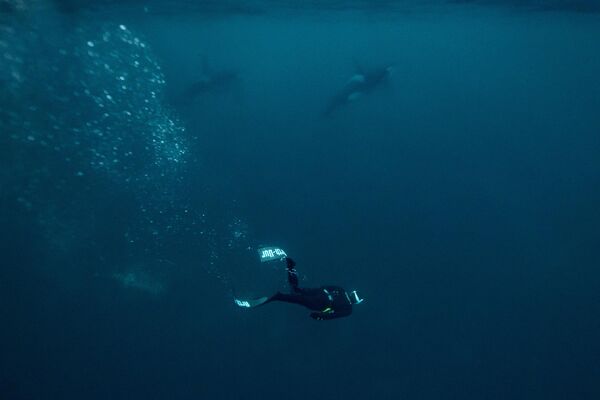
[266,258,353,320]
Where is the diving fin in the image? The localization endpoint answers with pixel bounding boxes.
[234,296,270,308]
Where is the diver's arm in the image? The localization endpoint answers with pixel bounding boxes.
[310,311,336,321]
[310,307,352,321]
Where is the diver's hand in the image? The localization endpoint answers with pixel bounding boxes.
[310,312,335,321]
[310,312,325,321]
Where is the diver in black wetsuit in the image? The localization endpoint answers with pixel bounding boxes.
[264,257,363,320]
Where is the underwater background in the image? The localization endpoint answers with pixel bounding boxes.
[1,0,599,399]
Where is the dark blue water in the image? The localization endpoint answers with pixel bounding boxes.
[1,1,600,399]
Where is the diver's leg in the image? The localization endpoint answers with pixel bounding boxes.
[285,257,301,293]
[266,292,307,306]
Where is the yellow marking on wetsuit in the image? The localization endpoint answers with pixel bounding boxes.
[322,307,334,314]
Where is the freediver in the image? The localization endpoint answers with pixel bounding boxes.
[178,56,239,103]
[322,64,394,117]
[235,256,363,321]
[183,69,238,98]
